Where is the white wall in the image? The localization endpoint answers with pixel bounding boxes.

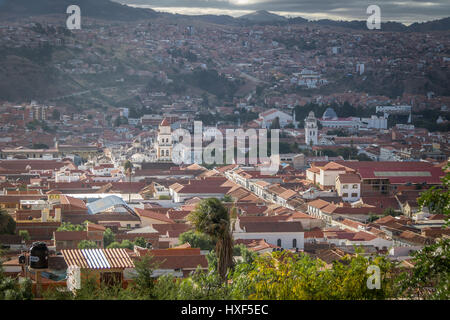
[233,232,304,250]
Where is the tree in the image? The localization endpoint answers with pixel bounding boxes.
[131,254,156,299]
[0,210,16,235]
[270,117,281,130]
[103,228,115,248]
[134,237,147,248]
[78,240,97,249]
[19,230,30,242]
[0,259,33,300]
[124,160,133,173]
[188,198,234,280]
[222,194,233,203]
[52,109,61,120]
[107,240,134,250]
[232,250,397,300]
[399,238,450,300]
[382,207,401,217]
[418,166,449,225]
[179,230,215,251]
[57,222,86,231]
[120,240,134,250]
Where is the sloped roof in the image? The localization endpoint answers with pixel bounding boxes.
[241,221,303,233]
[86,195,131,214]
[135,208,174,224]
[62,248,134,269]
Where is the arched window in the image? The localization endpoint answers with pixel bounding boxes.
[277,239,282,247]
[293,239,297,248]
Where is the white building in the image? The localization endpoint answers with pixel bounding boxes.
[233,218,304,250]
[257,109,293,128]
[360,115,387,130]
[336,173,361,202]
[155,118,173,162]
[304,111,318,146]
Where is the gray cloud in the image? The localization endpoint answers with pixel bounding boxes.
[115,0,450,23]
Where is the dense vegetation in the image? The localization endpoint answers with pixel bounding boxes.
[1,184,449,300]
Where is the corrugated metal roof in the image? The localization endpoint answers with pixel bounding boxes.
[62,249,134,269]
[86,195,131,214]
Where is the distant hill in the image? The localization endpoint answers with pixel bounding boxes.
[312,19,408,32]
[239,10,287,23]
[188,14,238,26]
[0,0,157,21]
[1,2,448,31]
[408,17,450,32]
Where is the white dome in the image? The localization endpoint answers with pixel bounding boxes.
[322,108,338,120]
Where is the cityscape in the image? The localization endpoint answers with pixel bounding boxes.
[0,0,448,306]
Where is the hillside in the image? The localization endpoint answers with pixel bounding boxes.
[239,10,287,23]
[0,0,157,21]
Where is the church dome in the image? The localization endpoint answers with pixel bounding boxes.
[322,107,338,120]
[160,118,170,126]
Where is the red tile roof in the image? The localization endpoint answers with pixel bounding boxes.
[135,208,174,224]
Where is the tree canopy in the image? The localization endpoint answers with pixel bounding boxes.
[0,210,16,235]
[188,198,234,280]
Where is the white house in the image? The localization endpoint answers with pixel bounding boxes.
[335,173,361,202]
[233,218,304,250]
[257,109,293,129]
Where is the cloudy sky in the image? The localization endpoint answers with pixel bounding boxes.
[115,0,450,24]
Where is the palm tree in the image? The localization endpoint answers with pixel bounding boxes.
[188,198,234,280]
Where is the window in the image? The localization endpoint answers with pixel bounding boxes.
[352,184,359,189]
[343,193,348,197]
[277,239,282,247]
[292,239,297,248]
[343,185,348,189]
[351,193,358,198]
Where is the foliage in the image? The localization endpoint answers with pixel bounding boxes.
[123,160,133,172]
[179,230,216,251]
[107,239,134,250]
[103,228,115,248]
[0,210,16,235]
[222,194,233,203]
[52,109,61,120]
[398,238,450,300]
[270,117,281,130]
[36,246,450,301]
[57,221,87,232]
[188,198,234,280]
[367,215,381,223]
[418,166,449,226]
[233,244,257,265]
[0,260,33,300]
[327,129,350,137]
[19,230,30,241]
[181,68,240,100]
[152,274,179,300]
[383,208,402,217]
[129,255,157,299]
[114,116,129,127]
[78,240,98,249]
[231,251,397,300]
[134,237,147,248]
